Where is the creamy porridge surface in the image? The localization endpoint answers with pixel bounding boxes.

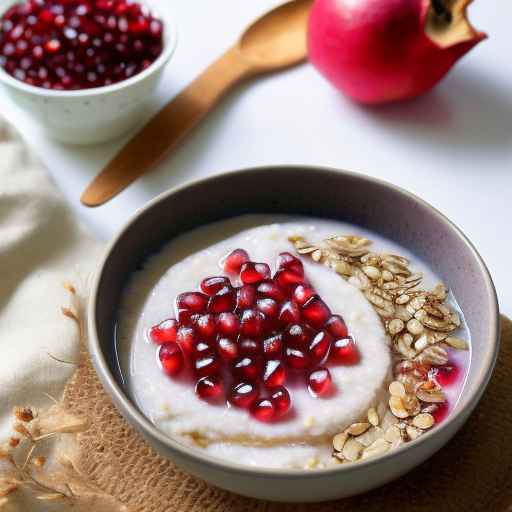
[117,216,443,468]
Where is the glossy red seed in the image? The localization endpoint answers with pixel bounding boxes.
[325,315,348,339]
[208,286,236,313]
[158,343,183,376]
[308,367,332,396]
[194,313,217,339]
[194,355,220,378]
[223,248,249,274]
[330,337,360,365]
[274,268,305,289]
[283,323,314,348]
[216,337,238,362]
[270,386,291,417]
[256,298,279,320]
[240,309,265,337]
[278,300,301,325]
[277,252,304,276]
[293,284,316,305]
[263,359,286,388]
[200,276,230,296]
[177,309,195,326]
[238,338,260,356]
[256,279,286,301]
[250,398,275,423]
[176,326,196,357]
[285,346,310,370]
[176,292,208,312]
[195,375,224,402]
[149,318,178,344]
[217,312,240,337]
[233,356,262,381]
[263,333,283,359]
[308,330,332,364]
[302,295,331,328]
[229,381,259,409]
[240,262,271,284]
[236,284,256,310]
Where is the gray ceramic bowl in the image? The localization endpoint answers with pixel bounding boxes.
[88,166,499,502]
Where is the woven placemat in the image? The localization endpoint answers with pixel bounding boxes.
[61,315,512,512]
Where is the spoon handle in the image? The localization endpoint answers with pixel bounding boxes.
[80,46,252,207]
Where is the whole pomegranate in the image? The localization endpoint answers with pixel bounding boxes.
[308,0,486,104]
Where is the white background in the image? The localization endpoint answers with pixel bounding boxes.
[0,1,510,314]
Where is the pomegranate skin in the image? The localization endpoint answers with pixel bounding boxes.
[308,0,486,104]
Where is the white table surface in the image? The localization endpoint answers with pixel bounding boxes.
[0,1,510,314]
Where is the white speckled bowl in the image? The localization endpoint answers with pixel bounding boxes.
[0,0,177,145]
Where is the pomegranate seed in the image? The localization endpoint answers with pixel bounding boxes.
[193,340,214,359]
[263,333,283,358]
[325,315,348,339]
[149,318,178,344]
[229,381,259,409]
[177,309,196,326]
[208,286,236,313]
[44,39,60,53]
[223,248,249,274]
[240,262,271,284]
[217,312,240,337]
[308,367,332,396]
[195,376,224,402]
[176,292,208,313]
[158,343,183,376]
[238,338,260,356]
[285,346,311,370]
[263,359,286,388]
[194,355,220,378]
[176,326,196,357]
[216,337,238,362]
[302,295,331,328]
[277,252,304,276]
[270,386,291,417]
[233,356,262,381]
[274,269,305,288]
[278,300,301,325]
[240,309,265,337]
[330,337,360,365]
[194,313,217,339]
[250,398,275,423]
[256,298,279,320]
[200,276,230,296]
[293,284,316,305]
[236,284,256,310]
[284,323,314,348]
[256,280,286,301]
[308,330,332,364]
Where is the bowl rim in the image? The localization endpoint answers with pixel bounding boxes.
[88,165,500,478]
[0,0,178,98]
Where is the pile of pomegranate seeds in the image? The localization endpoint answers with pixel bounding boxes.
[0,0,164,90]
[149,249,361,423]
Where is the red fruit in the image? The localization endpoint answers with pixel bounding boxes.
[208,286,236,313]
[308,367,332,396]
[330,336,360,365]
[233,356,262,381]
[158,343,184,376]
[284,323,314,348]
[325,315,348,339]
[236,284,256,310]
[149,318,178,344]
[193,341,215,360]
[229,381,259,409]
[176,326,196,357]
[308,0,486,104]
[195,313,217,339]
[194,355,221,377]
[278,300,301,325]
[274,269,305,289]
[256,279,286,302]
[433,363,460,387]
[223,248,249,273]
[176,291,208,312]
[285,346,310,370]
[195,375,224,402]
[293,284,316,305]
[256,298,279,320]
[302,295,331,328]
[250,398,275,423]
[177,309,197,326]
[277,252,304,276]
[238,338,260,356]
[240,262,271,284]
[263,359,286,388]
[240,309,265,337]
[216,337,238,362]
[200,276,231,296]
[263,333,283,359]
[270,386,291,417]
[217,312,240,337]
[308,330,332,364]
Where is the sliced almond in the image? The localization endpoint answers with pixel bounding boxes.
[384,425,402,443]
[388,381,406,398]
[389,396,410,419]
[361,438,391,460]
[412,413,435,430]
[367,407,379,427]
[406,318,424,336]
[346,422,371,436]
[405,425,423,441]
[342,438,363,462]
[445,336,469,350]
[332,432,348,452]
[388,319,404,336]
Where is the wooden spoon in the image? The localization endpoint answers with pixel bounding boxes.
[81,0,313,207]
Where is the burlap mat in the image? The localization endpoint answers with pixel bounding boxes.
[61,315,512,512]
